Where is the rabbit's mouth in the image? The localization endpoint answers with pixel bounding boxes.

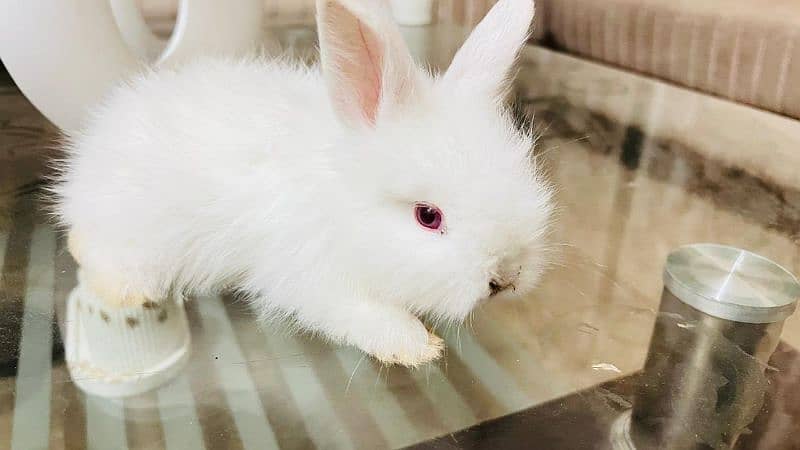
[476,281,516,305]
[489,279,516,297]
[487,265,522,298]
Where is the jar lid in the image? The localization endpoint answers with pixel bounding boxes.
[663,243,800,324]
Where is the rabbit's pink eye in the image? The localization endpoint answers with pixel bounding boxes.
[415,203,444,233]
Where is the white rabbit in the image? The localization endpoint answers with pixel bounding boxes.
[53,0,553,366]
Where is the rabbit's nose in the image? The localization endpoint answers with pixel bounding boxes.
[487,255,522,296]
[489,260,522,296]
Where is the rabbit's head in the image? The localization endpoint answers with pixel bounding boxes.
[317,0,553,322]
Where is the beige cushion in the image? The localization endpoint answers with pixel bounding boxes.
[537,0,800,119]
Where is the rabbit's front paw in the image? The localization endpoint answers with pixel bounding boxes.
[299,301,445,367]
[369,329,444,368]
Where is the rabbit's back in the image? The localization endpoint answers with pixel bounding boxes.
[56,57,340,294]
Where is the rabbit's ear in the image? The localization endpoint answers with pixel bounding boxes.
[317,0,420,128]
[442,0,534,101]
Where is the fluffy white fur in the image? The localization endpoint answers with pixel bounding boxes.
[53,0,552,366]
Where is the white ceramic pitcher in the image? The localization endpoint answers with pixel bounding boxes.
[0,0,263,132]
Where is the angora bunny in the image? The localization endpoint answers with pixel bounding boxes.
[54,0,553,366]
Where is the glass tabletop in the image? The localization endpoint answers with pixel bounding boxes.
[1,24,799,450]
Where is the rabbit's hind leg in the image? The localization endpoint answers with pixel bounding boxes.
[63,230,191,397]
[69,229,160,308]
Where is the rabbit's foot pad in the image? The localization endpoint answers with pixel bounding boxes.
[372,331,444,367]
[80,270,159,309]
[86,278,150,308]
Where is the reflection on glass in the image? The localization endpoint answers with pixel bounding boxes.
[629,244,800,449]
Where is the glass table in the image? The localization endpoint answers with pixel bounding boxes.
[1,24,799,450]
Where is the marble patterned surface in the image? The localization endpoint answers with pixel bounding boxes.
[1,25,799,450]
[519,46,800,199]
